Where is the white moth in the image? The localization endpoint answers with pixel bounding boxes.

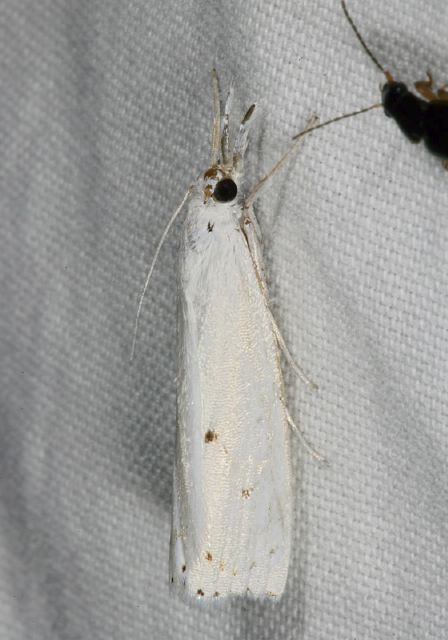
[132,70,341,601]
[169,80,319,602]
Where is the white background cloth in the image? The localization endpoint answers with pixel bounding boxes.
[1,1,447,638]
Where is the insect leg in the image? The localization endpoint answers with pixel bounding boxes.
[437,86,448,101]
[415,71,439,101]
[284,406,326,462]
[243,211,318,390]
[270,313,318,391]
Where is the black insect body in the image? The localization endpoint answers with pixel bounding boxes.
[342,0,448,166]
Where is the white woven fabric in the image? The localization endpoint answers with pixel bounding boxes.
[1,0,447,638]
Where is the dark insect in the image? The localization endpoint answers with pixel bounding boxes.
[341,0,448,167]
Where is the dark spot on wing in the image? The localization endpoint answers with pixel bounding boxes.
[182,565,186,573]
[207,221,214,232]
[241,487,253,499]
[205,552,213,562]
[205,429,218,443]
[197,589,205,597]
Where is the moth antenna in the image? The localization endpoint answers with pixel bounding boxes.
[341,0,390,80]
[211,68,221,165]
[130,186,193,362]
[292,103,381,140]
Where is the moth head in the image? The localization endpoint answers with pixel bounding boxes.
[203,71,256,206]
[202,166,238,205]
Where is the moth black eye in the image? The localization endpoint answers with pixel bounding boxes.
[213,178,237,203]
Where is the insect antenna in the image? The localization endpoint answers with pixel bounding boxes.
[244,103,380,209]
[130,185,193,361]
[292,103,381,141]
[341,0,391,81]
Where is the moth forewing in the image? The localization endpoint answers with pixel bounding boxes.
[170,184,292,599]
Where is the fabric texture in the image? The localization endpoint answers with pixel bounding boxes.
[1,0,447,638]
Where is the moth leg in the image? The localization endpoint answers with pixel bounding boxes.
[415,71,439,101]
[243,211,318,390]
[284,406,326,462]
[270,315,318,390]
[442,160,448,171]
[241,213,267,293]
